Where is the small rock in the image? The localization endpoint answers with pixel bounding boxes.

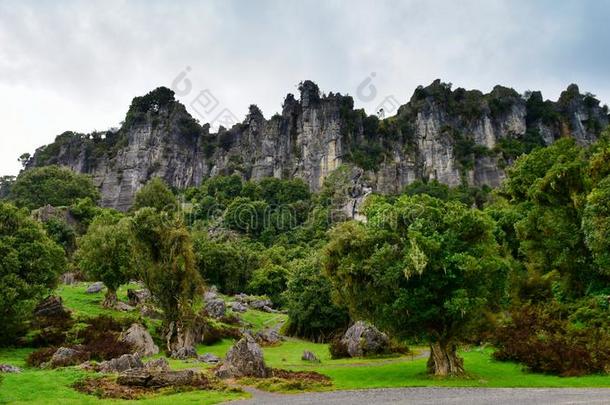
[98,353,143,373]
[250,299,273,310]
[261,305,277,313]
[255,328,282,345]
[50,347,90,368]
[121,323,159,357]
[341,321,390,358]
[127,289,151,306]
[197,353,221,364]
[233,293,249,303]
[85,281,104,294]
[33,296,69,318]
[144,357,170,371]
[0,364,21,373]
[230,302,247,313]
[205,298,226,319]
[215,335,268,378]
[301,350,320,362]
[171,346,197,360]
[203,287,219,302]
[114,302,135,312]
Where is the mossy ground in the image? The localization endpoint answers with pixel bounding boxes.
[1,283,609,404]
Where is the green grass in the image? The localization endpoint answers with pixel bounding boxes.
[2,282,609,404]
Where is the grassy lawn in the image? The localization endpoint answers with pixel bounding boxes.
[1,283,609,404]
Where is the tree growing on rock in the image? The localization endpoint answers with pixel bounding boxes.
[323,194,509,376]
[132,208,204,355]
[0,202,65,344]
[75,212,136,308]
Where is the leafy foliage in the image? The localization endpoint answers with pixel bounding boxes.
[10,166,100,210]
[0,202,65,344]
[132,177,177,213]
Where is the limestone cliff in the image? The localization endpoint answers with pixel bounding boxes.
[27,80,609,211]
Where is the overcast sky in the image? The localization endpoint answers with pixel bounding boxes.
[1,0,609,176]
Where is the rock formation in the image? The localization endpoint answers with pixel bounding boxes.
[26,80,609,212]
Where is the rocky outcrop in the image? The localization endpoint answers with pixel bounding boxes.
[85,282,104,294]
[33,296,69,318]
[120,323,159,357]
[117,369,199,388]
[98,353,143,373]
[341,321,390,357]
[50,347,90,368]
[215,335,268,378]
[27,81,609,212]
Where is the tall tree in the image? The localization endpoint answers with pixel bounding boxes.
[132,208,204,355]
[0,202,65,343]
[324,194,508,376]
[76,212,136,308]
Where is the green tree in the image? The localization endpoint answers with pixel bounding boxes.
[76,212,136,307]
[0,202,65,343]
[132,208,204,354]
[132,177,177,212]
[285,254,349,342]
[248,263,289,306]
[10,165,100,210]
[324,194,509,376]
[583,176,610,274]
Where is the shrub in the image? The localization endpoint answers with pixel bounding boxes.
[328,335,349,359]
[493,302,610,376]
[247,264,289,307]
[26,347,58,367]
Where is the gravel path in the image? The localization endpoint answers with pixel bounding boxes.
[230,387,610,404]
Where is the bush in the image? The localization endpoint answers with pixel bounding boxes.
[284,255,349,342]
[247,264,289,307]
[493,302,610,376]
[26,347,58,367]
[328,335,349,359]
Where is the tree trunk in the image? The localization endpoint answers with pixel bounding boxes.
[427,341,465,377]
[102,289,118,308]
[165,320,198,358]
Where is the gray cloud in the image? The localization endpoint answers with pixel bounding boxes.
[1,0,609,175]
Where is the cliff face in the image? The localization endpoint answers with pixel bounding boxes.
[28,80,609,211]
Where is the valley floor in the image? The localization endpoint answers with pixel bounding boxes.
[1,283,610,404]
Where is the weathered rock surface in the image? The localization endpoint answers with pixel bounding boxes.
[171,346,197,360]
[117,369,198,388]
[85,282,104,294]
[50,347,90,368]
[27,81,609,212]
[205,298,226,319]
[250,299,273,310]
[341,321,390,358]
[255,328,282,346]
[0,364,21,373]
[115,302,135,312]
[215,335,268,378]
[230,302,248,313]
[144,357,170,371]
[198,353,221,364]
[121,323,159,357]
[98,353,143,373]
[33,296,69,318]
[301,350,320,363]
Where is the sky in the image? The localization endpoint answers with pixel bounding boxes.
[1,0,609,176]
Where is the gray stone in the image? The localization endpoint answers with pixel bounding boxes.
[98,353,143,373]
[115,301,135,312]
[34,296,68,318]
[85,281,104,294]
[255,328,282,345]
[215,335,268,378]
[301,350,320,363]
[127,288,151,306]
[171,346,197,360]
[197,353,221,364]
[144,357,170,371]
[121,323,159,357]
[250,299,273,310]
[205,298,226,319]
[341,321,390,358]
[0,364,21,373]
[230,301,248,313]
[117,369,197,388]
[50,347,89,368]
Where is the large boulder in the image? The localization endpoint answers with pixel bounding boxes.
[205,298,226,319]
[98,353,143,373]
[255,328,282,346]
[117,369,198,388]
[250,299,273,310]
[215,335,268,378]
[33,296,69,318]
[50,347,90,367]
[85,281,104,294]
[120,323,159,357]
[229,302,247,313]
[341,321,390,358]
